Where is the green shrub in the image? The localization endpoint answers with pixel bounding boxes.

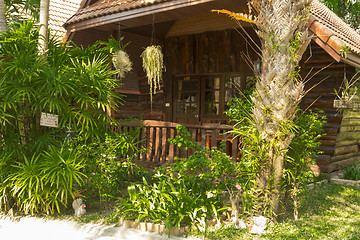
[3,145,85,214]
[77,130,146,205]
[343,162,360,181]
[225,93,326,219]
[0,20,127,214]
[120,125,235,235]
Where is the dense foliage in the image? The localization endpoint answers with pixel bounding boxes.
[0,20,127,214]
[225,92,325,219]
[120,125,237,236]
[77,129,146,207]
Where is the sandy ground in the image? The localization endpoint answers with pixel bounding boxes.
[0,215,188,240]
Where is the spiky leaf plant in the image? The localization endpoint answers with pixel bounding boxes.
[0,20,124,214]
[141,45,165,109]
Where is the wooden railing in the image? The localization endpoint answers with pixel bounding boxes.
[114,120,239,167]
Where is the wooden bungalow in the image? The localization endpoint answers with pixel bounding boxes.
[64,0,360,173]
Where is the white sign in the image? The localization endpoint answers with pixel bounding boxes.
[40,112,58,128]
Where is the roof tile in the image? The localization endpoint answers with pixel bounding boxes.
[63,0,360,56]
[310,0,360,55]
[49,0,82,36]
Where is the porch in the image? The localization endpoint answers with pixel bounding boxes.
[115,120,240,167]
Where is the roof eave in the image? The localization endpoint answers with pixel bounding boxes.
[307,15,360,67]
[341,53,360,69]
[64,0,215,32]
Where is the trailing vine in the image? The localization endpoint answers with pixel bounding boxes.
[141,45,165,110]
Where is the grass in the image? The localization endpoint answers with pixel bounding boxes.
[191,183,360,240]
[9,182,359,239]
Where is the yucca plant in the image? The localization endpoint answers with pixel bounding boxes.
[141,45,165,110]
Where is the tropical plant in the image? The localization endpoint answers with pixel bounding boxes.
[217,0,313,220]
[4,145,85,214]
[0,20,126,214]
[343,162,360,181]
[334,71,360,101]
[5,0,40,23]
[78,129,146,207]
[284,110,326,220]
[100,35,132,78]
[120,125,235,236]
[141,45,165,109]
[226,94,326,220]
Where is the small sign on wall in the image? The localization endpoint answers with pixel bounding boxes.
[40,112,58,128]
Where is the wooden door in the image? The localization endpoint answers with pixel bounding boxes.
[173,76,200,124]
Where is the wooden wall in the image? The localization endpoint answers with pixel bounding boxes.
[299,42,357,173]
[329,104,360,172]
[166,28,258,75]
[70,26,360,173]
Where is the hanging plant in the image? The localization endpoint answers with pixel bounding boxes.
[112,50,132,78]
[141,45,165,109]
[100,36,132,78]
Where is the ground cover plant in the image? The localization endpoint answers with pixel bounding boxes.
[343,161,360,181]
[119,125,238,236]
[191,183,360,240]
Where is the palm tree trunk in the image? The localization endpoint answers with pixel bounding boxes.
[0,0,6,32]
[251,0,313,219]
[38,0,50,54]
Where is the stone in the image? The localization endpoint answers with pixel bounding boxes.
[250,216,267,235]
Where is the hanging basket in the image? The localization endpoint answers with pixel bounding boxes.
[112,49,133,78]
[141,45,165,109]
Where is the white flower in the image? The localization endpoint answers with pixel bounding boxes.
[112,50,133,78]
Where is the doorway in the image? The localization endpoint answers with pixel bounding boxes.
[173,74,244,124]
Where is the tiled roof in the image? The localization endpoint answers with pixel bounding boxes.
[65,0,169,26]
[309,0,360,55]
[64,0,360,57]
[49,0,82,36]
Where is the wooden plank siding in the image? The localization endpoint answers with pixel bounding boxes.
[71,26,357,173]
[299,42,358,173]
[166,28,259,76]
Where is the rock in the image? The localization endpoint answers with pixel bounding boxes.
[250,216,267,235]
[329,170,344,180]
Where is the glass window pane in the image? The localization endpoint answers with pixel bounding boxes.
[226,76,241,89]
[177,104,185,114]
[205,103,220,115]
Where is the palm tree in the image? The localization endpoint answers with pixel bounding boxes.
[250,0,313,218]
[0,0,6,32]
[38,0,49,54]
